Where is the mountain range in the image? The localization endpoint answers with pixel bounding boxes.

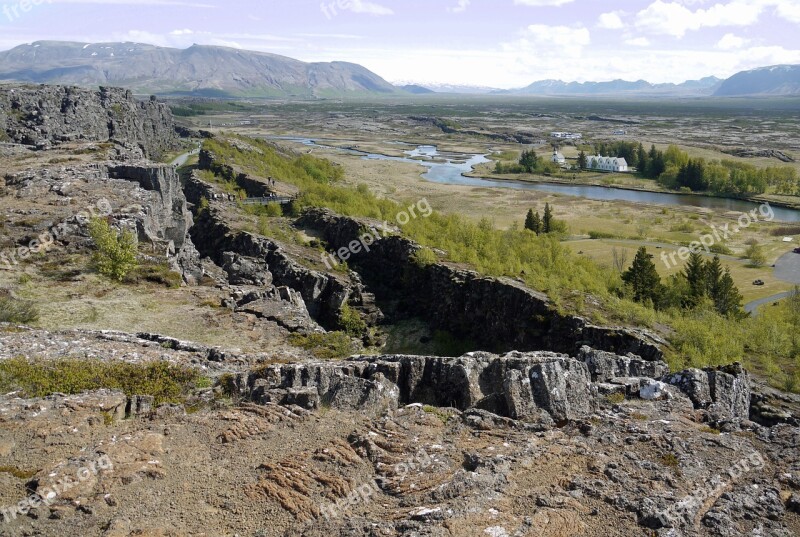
[0,41,798,98]
[498,76,723,96]
[0,41,398,98]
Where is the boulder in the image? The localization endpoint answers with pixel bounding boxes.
[666,364,751,420]
[578,346,669,382]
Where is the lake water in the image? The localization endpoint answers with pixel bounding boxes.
[267,137,800,223]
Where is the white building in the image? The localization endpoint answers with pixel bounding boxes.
[550,132,582,140]
[551,149,566,166]
[587,155,628,173]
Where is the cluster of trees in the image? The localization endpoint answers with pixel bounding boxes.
[622,248,743,318]
[494,150,561,175]
[592,141,641,168]
[635,144,798,197]
[525,203,566,235]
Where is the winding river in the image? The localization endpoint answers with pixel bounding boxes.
[268,137,800,223]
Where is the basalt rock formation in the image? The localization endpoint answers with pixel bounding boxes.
[0,84,177,159]
[298,207,665,358]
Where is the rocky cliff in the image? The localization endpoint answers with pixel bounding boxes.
[298,208,665,358]
[0,84,177,159]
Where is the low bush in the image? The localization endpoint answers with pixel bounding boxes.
[0,295,39,324]
[288,331,357,360]
[0,358,203,404]
[88,218,138,281]
[337,304,367,337]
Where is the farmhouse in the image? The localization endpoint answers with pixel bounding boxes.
[587,155,628,172]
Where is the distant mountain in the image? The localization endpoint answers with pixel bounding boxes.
[399,84,435,94]
[0,41,399,98]
[502,77,722,96]
[394,83,501,94]
[714,65,800,96]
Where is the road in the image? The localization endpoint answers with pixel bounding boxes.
[170,143,202,167]
[774,251,800,285]
[745,291,795,315]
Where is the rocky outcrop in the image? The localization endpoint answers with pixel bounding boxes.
[0,84,177,159]
[578,346,669,382]
[245,351,595,424]
[188,203,353,328]
[298,208,665,359]
[108,163,202,283]
[666,363,751,420]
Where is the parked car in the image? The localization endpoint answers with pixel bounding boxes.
[753,280,765,286]
[794,247,800,254]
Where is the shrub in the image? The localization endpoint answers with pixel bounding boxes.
[338,304,367,337]
[88,218,138,281]
[0,358,203,405]
[125,262,182,288]
[708,243,733,255]
[288,331,357,360]
[588,231,618,240]
[0,295,39,324]
[412,248,438,267]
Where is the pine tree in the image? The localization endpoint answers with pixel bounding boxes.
[622,247,663,305]
[705,255,724,298]
[532,212,542,235]
[714,268,744,317]
[577,151,587,170]
[636,143,648,176]
[683,251,707,307]
[525,209,543,234]
[520,150,539,173]
[543,203,553,234]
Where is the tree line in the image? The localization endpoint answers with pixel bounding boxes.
[524,203,567,235]
[632,144,797,197]
[622,247,744,318]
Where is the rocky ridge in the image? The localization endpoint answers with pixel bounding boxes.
[0,84,178,159]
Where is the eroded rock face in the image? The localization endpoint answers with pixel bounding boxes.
[108,164,202,283]
[666,363,751,420]
[0,85,177,159]
[298,208,666,359]
[246,352,595,423]
[578,346,669,382]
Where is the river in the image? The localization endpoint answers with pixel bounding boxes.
[267,137,800,223]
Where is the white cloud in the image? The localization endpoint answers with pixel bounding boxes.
[716,33,749,49]
[625,37,651,47]
[598,11,625,30]
[448,0,470,13]
[513,0,575,6]
[345,0,393,16]
[635,0,765,38]
[775,0,800,23]
[501,24,591,66]
[170,29,194,36]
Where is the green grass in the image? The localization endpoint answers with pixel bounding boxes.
[0,295,39,324]
[0,357,204,405]
[288,332,358,360]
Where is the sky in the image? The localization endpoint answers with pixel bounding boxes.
[1,0,799,88]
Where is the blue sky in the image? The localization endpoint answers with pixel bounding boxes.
[1,0,799,88]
